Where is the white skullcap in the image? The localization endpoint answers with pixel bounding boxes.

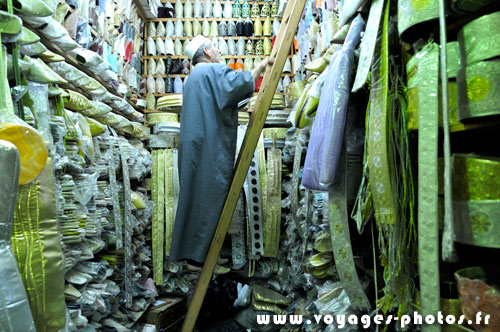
[184,35,211,59]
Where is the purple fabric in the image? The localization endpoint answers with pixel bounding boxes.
[302,14,365,191]
[174,76,184,93]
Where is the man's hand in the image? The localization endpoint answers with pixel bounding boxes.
[251,57,275,81]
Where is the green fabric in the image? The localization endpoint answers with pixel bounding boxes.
[329,145,371,310]
[18,27,40,45]
[457,11,500,65]
[151,150,165,285]
[416,42,441,330]
[397,0,438,42]
[368,0,397,226]
[11,160,66,332]
[165,149,174,256]
[0,9,22,35]
[457,60,500,121]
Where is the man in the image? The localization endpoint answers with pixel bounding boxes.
[169,35,273,268]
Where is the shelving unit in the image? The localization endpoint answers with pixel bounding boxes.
[143,73,293,78]
[149,17,281,21]
[149,36,276,40]
[143,0,295,117]
[142,54,292,59]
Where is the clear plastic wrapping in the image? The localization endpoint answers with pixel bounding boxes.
[302,15,365,190]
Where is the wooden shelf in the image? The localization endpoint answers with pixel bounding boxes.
[149,36,274,40]
[150,17,281,22]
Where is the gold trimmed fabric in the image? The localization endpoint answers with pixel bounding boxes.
[368,0,397,225]
[0,140,36,332]
[416,42,441,328]
[329,149,371,310]
[165,149,175,255]
[263,147,281,257]
[457,60,500,121]
[451,155,500,249]
[12,160,66,332]
[151,150,165,285]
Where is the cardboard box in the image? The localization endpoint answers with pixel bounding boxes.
[139,297,186,331]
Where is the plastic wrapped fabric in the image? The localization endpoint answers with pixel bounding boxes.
[338,0,364,27]
[90,100,112,115]
[38,50,64,63]
[12,160,66,332]
[0,140,36,332]
[18,27,40,45]
[74,48,103,67]
[76,17,91,49]
[302,15,365,190]
[73,113,95,162]
[63,90,100,116]
[8,0,53,17]
[351,0,384,92]
[20,41,47,56]
[86,117,105,136]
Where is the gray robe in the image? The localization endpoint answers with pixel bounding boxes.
[169,63,254,263]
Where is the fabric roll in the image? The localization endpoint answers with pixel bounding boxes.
[12,160,66,332]
[397,0,438,42]
[458,11,500,65]
[0,141,36,332]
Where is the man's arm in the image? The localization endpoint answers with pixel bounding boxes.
[251,57,275,82]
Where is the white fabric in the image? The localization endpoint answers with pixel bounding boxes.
[224,0,233,18]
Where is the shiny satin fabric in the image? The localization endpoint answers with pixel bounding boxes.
[151,149,165,285]
[165,149,175,256]
[0,140,36,332]
[451,155,500,249]
[368,1,397,225]
[12,159,66,332]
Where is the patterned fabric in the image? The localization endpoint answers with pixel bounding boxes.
[416,42,441,330]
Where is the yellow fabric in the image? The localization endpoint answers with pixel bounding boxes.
[11,160,66,332]
[0,123,47,185]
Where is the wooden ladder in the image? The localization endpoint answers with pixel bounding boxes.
[181,0,307,330]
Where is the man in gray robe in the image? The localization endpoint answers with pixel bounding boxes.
[169,35,272,265]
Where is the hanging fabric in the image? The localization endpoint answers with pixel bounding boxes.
[12,161,66,332]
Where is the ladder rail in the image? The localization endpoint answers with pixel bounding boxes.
[180,0,306,330]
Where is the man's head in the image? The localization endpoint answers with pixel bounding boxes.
[185,35,221,65]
